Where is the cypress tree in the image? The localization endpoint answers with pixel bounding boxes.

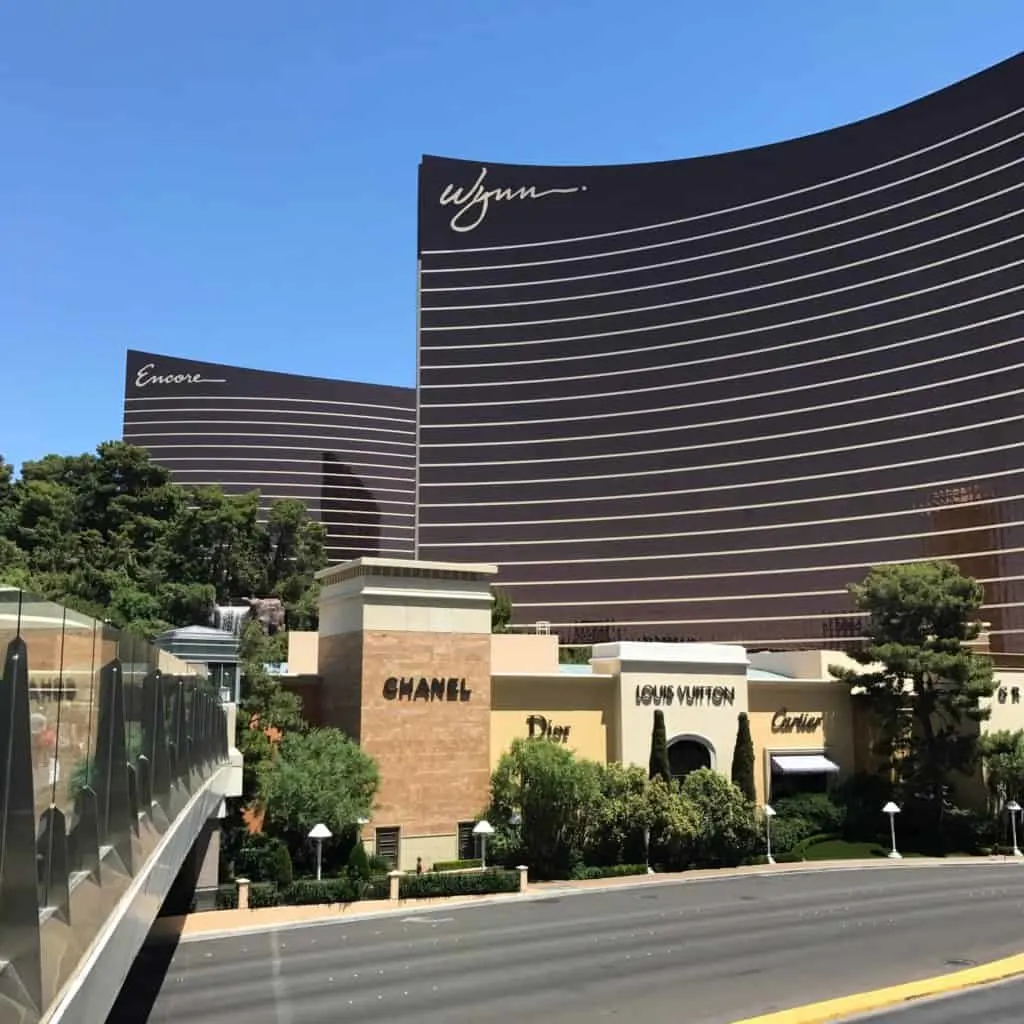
[731,712,757,802]
[649,710,672,783]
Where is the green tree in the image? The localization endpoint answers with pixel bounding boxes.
[260,728,378,842]
[643,776,700,869]
[730,712,757,802]
[831,561,996,816]
[648,710,671,783]
[679,768,759,867]
[979,730,1024,811]
[488,738,601,879]
[585,762,650,866]
[491,588,513,633]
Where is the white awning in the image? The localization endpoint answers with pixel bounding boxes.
[771,754,840,775]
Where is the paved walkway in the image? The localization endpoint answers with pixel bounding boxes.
[172,854,1014,940]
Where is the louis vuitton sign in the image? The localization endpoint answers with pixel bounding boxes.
[635,684,735,708]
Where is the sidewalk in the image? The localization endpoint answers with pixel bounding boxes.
[171,854,1019,942]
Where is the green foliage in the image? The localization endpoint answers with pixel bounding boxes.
[771,793,845,835]
[568,864,649,880]
[831,772,893,841]
[831,561,995,814]
[431,858,483,872]
[558,645,592,665]
[679,769,760,868]
[648,710,671,784]
[730,713,757,802]
[643,775,700,869]
[768,815,818,855]
[491,588,513,633]
[233,833,294,884]
[260,728,378,841]
[978,730,1024,809]
[488,738,602,879]
[0,443,329,635]
[585,762,650,867]
[283,878,363,905]
[399,869,519,899]
[249,882,283,909]
[345,840,372,883]
[272,843,294,887]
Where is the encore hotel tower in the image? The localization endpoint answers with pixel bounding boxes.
[415,54,1024,656]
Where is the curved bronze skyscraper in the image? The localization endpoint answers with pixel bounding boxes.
[416,54,1024,653]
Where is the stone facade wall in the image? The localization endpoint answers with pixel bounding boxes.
[317,632,363,743]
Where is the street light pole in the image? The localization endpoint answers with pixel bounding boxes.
[883,801,901,860]
[764,805,777,865]
[1007,800,1022,857]
[473,819,495,869]
[308,823,332,881]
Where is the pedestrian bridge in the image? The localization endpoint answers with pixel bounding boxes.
[0,588,242,1024]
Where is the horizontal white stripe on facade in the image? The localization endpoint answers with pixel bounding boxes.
[483,543,1024,587]
[419,397,1024,473]
[415,491,1018,547]
[133,430,417,456]
[417,292,1024,403]
[419,465,1024,523]
[426,202,1022,310]
[418,409,1024,486]
[420,352,1024,451]
[421,236,1023,338]
[142,445,414,476]
[125,394,415,417]
[422,108,1023,256]
[423,166,1023,289]
[418,438,1024,506]
[126,418,415,442]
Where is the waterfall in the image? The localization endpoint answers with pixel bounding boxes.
[213,604,251,636]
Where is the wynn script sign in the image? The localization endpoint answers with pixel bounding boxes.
[440,166,586,233]
[134,362,227,388]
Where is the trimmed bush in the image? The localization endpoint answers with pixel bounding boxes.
[772,793,845,835]
[730,713,757,803]
[234,834,293,885]
[215,884,239,910]
[399,869,518,900]
[249,882,281,909]
[768,815,818,855]
[272,844,294,887]
[345,840,372,882]
[569,864,649,880]
[432,858,483,872]
[284,878,362,906]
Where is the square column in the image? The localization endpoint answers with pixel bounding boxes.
[316,558,497,868]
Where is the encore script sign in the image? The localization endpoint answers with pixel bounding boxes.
[134,362,227,388]
[382,676,472,703]
[635,685,735,708]
[440,167,587,232]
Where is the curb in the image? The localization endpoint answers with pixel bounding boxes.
[730,955,1024,1024]
[174,857,1022,944]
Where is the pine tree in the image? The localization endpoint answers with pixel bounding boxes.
[731,712,757,802]
[649,710,672,783]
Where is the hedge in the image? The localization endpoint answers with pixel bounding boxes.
[399,869,518,899]
[569,864,649,880]
[432,858,483,872]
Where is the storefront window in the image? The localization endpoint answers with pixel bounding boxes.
[668,739,712,781]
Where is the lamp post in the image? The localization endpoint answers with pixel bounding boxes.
[764,805,777,865]
[509,812,522,827]
[473,819,495,869]
[883,801,901,860]
[1007,800,1022,857]
[308,823,332,881]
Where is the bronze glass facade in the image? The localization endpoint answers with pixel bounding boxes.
[415,54,1024,652]
[122,350,415,563]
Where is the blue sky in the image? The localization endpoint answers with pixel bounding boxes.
[0,2,1020,472]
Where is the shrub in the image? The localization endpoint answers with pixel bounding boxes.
[367,854,391,875]
[234,834,291,884]
[832,772,891,841]
[284,878,361,906]
[215,884,239,910]
[432,858,483,872]
[399,869,518,900]
[272,843,294,887]
[568,864,649,880]
[680,769,760,867]
[772,793,845,835]
[345,840,371,882]
[249,882,281,908]
[731,713,757,803]
[768,815,817,855]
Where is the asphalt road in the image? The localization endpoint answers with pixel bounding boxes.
[844,976,1024,1022]
[109,864,1024,1024]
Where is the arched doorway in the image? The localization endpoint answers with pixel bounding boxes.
[667,737,713,781]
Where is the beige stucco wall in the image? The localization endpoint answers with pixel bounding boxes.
[593,642,750,773]
[747,682,856,803]
[287,631,319,675]
[490,632,559,675]
[490,675,614,767]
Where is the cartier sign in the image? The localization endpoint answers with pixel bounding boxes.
[635,684,735,708]
[771,708,823,735]
[383,677,471,702]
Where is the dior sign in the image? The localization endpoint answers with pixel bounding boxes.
[635,684,735,707]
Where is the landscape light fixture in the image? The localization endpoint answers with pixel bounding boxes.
[764,805,777,865]
[308,823,332,881]
[473,819,495,869]
[882,802,901,860]
[1007,800,1022,857]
